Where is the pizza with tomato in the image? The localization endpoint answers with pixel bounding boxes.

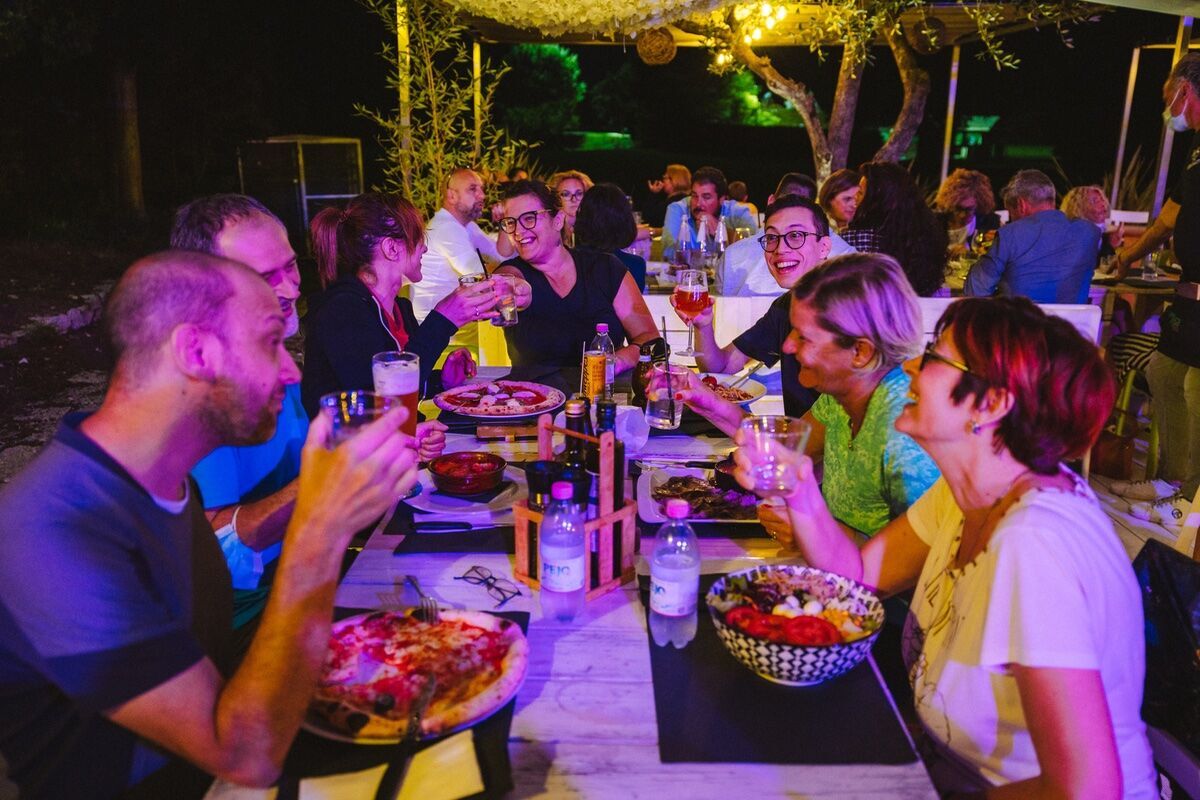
[306,609,528,741]
[434,380,566,418]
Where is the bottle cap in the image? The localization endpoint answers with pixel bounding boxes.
[564,398,586,415]
[551,481,574,500]
[596,323,609,334]
[665,498,690,519]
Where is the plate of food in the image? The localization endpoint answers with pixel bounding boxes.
[304,609,529,744]
[433,380,565,419]
[637,465,758,524]
[405,464,525,514]
[698,373,766,406]
[707,564,884,685]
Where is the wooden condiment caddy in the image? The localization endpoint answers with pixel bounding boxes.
[513,413,638,599]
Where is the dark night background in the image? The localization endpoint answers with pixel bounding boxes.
[0,2,1185,242]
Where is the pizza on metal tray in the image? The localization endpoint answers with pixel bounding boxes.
[307,609,528,741]
[433,380,565,417]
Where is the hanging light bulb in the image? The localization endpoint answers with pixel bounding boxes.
[742,33,752,44]
[775,6,787,19]
[752,27,762,40]
[760,2,772,17]
[765,17,775,29]
[734,5,751,21]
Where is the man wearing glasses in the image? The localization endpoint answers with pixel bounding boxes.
[682,195,833,417]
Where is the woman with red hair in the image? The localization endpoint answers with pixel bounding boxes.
[736,297,1155,798]
[300,192,514,416]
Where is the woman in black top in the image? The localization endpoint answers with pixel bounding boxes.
[301,192,511,417]
[574,182,647,291]
[493,180,659,371]
[842,161,948,296]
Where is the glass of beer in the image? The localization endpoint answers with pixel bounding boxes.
[320,391,395,446]
[672,269,709,357]
[739,415,812,497]
[371,351,420,436]
[490,275,518,327]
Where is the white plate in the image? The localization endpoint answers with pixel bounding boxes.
[404,466,525,516]
[699,373,767,406]
[433,381,566,420]
[637,466,758,525]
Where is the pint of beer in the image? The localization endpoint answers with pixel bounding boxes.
[371,351,420,436]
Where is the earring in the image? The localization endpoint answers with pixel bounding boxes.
[970,419,983,435]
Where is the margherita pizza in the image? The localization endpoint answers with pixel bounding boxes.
[306,609,528,742]
[434,380,565,418]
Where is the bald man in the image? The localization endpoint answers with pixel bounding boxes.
[0,252,418,798]
[412,168,503,356]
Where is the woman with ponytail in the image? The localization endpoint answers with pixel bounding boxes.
[300,192,511,417]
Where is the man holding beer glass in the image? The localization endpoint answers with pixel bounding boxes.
[673,195,833,417]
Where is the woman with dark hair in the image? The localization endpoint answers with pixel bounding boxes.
[818,168,861,232]
[842,162,948,296]
[493,180,659,371]
[574,183,647,291]
[300,192,515,416]
[736,296,1155,798]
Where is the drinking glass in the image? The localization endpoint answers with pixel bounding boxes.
[371,352,420,436]
[672,269,708,358]
[739,416,812,497]
[458,273,486,287]
[645,362,689,430]
[490,275,518,327]
[320,391,396,446]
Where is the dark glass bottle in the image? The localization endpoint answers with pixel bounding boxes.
[560,398,588,470]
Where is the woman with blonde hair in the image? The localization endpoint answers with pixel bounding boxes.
[548,169,594,247]
[935,168,1001,255]
[676,252,940,536]
[1062,184,1124,255]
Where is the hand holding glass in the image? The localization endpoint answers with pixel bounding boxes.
[738,416,812,497]
[371,351,420,436]
[490,275,518,327]
[672,269,708,358]
[645,362,689,430]
[320,391,397,446]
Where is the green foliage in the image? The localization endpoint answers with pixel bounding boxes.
[1104,147,1157,213]
[495,45,586,141]
[720,71,804,127]
[355,0,533,216]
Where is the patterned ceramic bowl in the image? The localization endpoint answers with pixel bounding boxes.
[706,564,885,686]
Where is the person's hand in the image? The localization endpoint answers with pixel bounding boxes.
[436,280,499,328]
[732,433,815,504]
[441,347,477,389]
[652,366,726,420]
[647,179,664,193]
[293,408,420,543]
[635,224,653,242]
[1113,249,1130,280]
[495,273,532,310]
[1105,222,1125,250]
[490,202,505,224]
[670,291,714,328]
[757,499,796,549]
[414,420,448,461]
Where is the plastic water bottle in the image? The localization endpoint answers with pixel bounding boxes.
[540,481,586,622]
[649,498,701,648]
[588,323,616,401]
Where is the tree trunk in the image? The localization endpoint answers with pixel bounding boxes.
[826,49,865,175]
[874,24,930,164]
[111,59,145,220]
[732,39,832,181]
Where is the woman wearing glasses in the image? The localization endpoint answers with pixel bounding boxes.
[735,296,1155,799]
[677,252,939,537]
[682,195,833,418]
[493,180,659,372]
[548,170,593,248]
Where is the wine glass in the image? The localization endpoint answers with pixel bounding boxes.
[672,269,708,358]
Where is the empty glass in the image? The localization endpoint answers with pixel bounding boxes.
[739,416,812,497]
[320,391,395,446]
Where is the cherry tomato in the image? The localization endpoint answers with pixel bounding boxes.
[724,606,758,631]
[783,615,843,646]
[702,375,719,388]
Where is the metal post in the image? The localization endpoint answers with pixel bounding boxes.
[940,44,961,184]
[396,0,414,194]
[473,38,483,161]
[1111,47,1141,210]
[1153,16,1194,217]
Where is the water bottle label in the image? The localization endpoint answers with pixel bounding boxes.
[542,555,585,592]
[650,575,698,617]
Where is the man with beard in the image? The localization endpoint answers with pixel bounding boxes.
[0,252,419,798]
[661,166,758,262]
[412,168,503,356]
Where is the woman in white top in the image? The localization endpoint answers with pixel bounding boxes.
[736,296,1156,799]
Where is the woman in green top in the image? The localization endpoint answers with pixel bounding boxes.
[676,253,940,536]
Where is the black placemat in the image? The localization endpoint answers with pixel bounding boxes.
[393,527,516,554]
[639,576,917,765]
[647,407,725,438]
[275,609,530,800]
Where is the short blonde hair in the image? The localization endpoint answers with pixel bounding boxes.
[791,253,922,371]
[934,169,996,216]
[1060,185,1109,225]
[549,170,594,193]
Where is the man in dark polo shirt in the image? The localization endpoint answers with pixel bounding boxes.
[679,194,833,418]
[1111,53,1200,533]
[0,252,418,798]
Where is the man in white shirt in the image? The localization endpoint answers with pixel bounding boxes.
[719,172,855,296]
[411,168,501,355]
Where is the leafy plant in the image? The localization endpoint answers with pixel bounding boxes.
[355,0,534,216]
[1104,146,1156,212]
[495,45,586,141]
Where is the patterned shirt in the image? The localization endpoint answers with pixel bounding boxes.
[811,366,940,535]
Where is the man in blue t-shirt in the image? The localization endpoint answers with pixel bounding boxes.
[661,166,759,261]
[0,252,420,798]
[171,195,446,634]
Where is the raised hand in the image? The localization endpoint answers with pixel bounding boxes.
[436,280,499,328]
[415,420,448,461]
[441,347,477,389]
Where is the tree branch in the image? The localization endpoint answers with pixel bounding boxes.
[826,48,865,176]
[874,21,929,164]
